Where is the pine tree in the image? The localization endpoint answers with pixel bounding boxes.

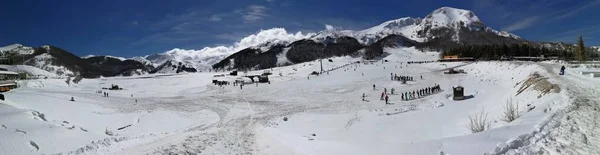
[576,36,586,62]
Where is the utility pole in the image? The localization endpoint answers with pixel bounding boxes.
[320,58,323,73]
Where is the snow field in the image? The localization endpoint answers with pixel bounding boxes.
[0,48,586,155]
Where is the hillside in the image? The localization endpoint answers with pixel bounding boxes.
[213,7,525,71]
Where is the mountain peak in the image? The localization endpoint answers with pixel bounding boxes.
[0,43,25,51]
[423,7,481,28]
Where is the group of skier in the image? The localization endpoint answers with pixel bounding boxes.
[391,73,413,81]
[401,84,441,101]
[380,90,390,104]
[406,61,435,64]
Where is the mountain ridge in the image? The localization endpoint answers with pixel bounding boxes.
[2,6,594,77]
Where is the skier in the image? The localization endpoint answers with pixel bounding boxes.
[391,88,395,95]
[401,93,404,101]
[385,95,389,104]
[381,92,385,100]
[373,84,376,90]
[560,66,566,75]
[362,93,366,101]
[70,97,75,102]
[240,83,243,89]
[420,75,423,80]
[384,88,387,94]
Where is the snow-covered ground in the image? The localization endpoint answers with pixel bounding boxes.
[0,65,64,79]
[1,49,597,155]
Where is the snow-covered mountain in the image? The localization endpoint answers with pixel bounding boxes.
[311,7,520,44]
[0,44,152,78]
[413,7,520,42]
[143,7,526,72]
[0,44,35,55]
[0,7,576,76]
[212,7,526,70]
[592,46,600,52]
[82,55,126,61]
[132,28,315,72]
[354,17,423,44]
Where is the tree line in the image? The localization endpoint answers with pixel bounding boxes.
[441,43,598,61]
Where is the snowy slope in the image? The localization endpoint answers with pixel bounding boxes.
[354,17,423,43]
[83,55,127,61]
[0,44,78,77]
[0,65,62,78]
[0,44,35,55]
[25,53,75,77]
[414,7,520,41]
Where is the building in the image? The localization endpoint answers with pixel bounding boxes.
[453,86,465,100]
[0,71,19,92]
[443,55,459,59]
[439,55,475,62]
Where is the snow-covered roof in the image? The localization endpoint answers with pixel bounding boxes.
[0,71,18,75]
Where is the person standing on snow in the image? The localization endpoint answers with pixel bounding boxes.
[381,92,385,100]
[362,93,366,101]
[401,93,404,101]
[373,84,376,90]
[391,88,395,95]
[384,88,387,94]
[385,95,389,104]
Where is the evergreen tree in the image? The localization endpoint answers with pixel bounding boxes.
[576,36,586,62]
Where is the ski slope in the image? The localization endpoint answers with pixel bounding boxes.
[0,49,595,155]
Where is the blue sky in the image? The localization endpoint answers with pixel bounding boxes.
[1,0,599,57]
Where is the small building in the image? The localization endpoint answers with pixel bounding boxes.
[18,73,28,79]
[443,55,459,59]
[258,75,269,83]
[439,55,475,62]
[0,71,19,92]
[453,86,465,100]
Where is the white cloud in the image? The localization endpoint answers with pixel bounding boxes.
[159,28,315,64]
[243,5,268,23]
[502,16,539,32]
[209,15,222,22]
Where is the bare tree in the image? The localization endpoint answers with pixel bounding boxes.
[467,109,491,133]
[500,98,521,123]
